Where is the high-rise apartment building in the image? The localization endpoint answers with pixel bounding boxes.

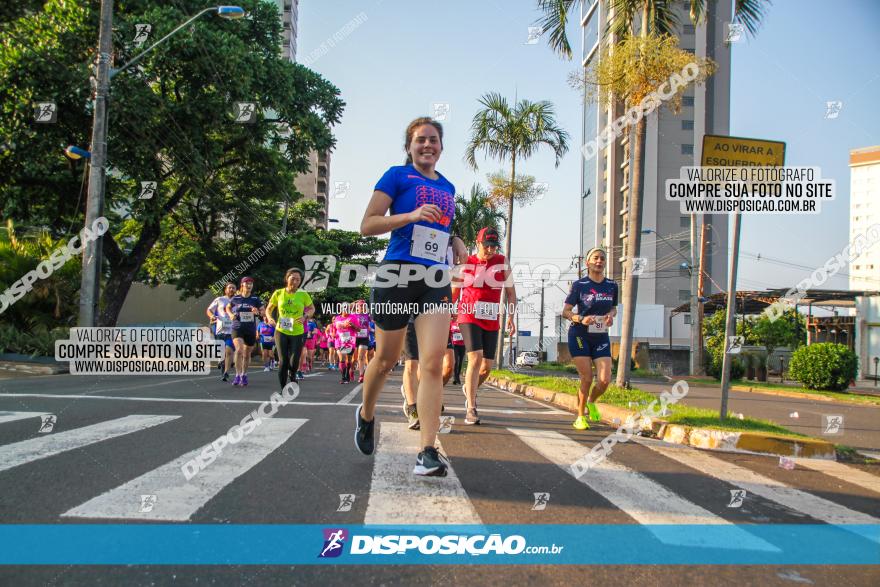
[579,0,731,345]
[277,0,331,228]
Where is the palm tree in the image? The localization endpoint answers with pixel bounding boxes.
[536,0,771,388]
[0,220,80,329]
[451,184,506,254]
[465,93,570,366]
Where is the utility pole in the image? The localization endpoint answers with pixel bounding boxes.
[689,215,700,374]
[538,279,546,360]
[719,213,742,419]
[696,222,709,375]
[79,0,113,327]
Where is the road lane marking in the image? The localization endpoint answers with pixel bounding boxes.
[794,458,880,495]
[509,427,778,551]
[484,383,570,415]
[364,422,482,526]
[0,415,179,474]
[635,438,880,544]
[0,394,561,415]
[338,383,362,405]
[0,411,50,425]
[62,418,307,521]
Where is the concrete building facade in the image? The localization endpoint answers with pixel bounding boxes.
[579,0,731,347]
[277,0,331,228]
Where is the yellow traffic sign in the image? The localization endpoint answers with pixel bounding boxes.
[701,134,786,167]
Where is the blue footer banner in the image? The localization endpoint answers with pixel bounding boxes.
[1,524,878,565]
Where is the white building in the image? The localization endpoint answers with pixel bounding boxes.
[849,145,880,291]
[578,0,731,348]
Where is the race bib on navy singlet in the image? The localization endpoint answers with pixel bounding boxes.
[588,321,608,334]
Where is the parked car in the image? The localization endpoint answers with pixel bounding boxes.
[516,351,539,367]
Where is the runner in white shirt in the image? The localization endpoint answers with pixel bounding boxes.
[206,282,236,382]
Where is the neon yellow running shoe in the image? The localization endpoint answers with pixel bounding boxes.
[587,402,601,422]
[572,415,590,430]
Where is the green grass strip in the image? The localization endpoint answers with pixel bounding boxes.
[491,369,806,438]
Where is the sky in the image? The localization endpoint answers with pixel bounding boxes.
[296,0,880,334]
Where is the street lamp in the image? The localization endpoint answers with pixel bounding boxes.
[111,6,246,79]
[79,4,244,327]
[65,146,91,160]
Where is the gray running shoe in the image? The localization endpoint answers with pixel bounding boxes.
[465,407,481,425]
[405,402,420,430]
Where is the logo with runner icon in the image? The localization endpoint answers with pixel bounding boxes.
[532,492,550,510]
[301,255,337,292]
[336,494,355,512]
[319,528,348,558]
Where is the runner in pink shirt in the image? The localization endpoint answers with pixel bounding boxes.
[334,304,359,384]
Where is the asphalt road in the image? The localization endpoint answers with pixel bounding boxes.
[0,365,878,585]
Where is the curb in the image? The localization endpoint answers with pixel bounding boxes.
[487,375,838,460]
[671,376,879,403]
[0,361,67,375]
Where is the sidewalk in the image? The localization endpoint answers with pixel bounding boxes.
[509,366,880,452]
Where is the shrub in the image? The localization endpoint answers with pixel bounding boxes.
[705,341,744,380]
[0,324,69,357]
[788,343,858,391]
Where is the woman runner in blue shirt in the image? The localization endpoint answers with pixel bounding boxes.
[562,248,618,430]
[354,117,455,477]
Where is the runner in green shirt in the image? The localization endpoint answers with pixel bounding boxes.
[266,268,315,388]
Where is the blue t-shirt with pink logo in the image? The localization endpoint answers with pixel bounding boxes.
[374,165,455,266]
[565,277,619,335]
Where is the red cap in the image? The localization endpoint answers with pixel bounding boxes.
[240,276,254,284]
[477,227,500,246]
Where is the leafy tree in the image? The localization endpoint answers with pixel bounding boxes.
[465,93,569,365]
[0,0,345,325]
[751,308,805,357]
[485,171,547,209]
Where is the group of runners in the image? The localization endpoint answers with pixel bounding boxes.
[206,270,318,388]
[206,115,618,480]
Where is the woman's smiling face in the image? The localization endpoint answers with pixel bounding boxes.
[408,124,442,168]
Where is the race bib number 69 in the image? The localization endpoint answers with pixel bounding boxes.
[410,225,449,263]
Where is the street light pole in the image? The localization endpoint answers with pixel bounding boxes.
[78,0,113,327]
[690,215,700,375]
[538,278,546,360]
[719,212,742,419]
[77,4,245,326]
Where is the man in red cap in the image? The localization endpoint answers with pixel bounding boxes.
[452,227,515,425]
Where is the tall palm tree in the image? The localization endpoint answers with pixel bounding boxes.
[536,0,771,388]
[451,184,506,254]
[465,93,570,366]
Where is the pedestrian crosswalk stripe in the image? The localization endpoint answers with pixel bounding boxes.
[0,411,50,425]
[62,418,307,521]
[0,415,179,474]
[337,383,362,404]
[508,427,779,551]
[794,458,880,496]
[635,439,880,544]
[364,422,482,526]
